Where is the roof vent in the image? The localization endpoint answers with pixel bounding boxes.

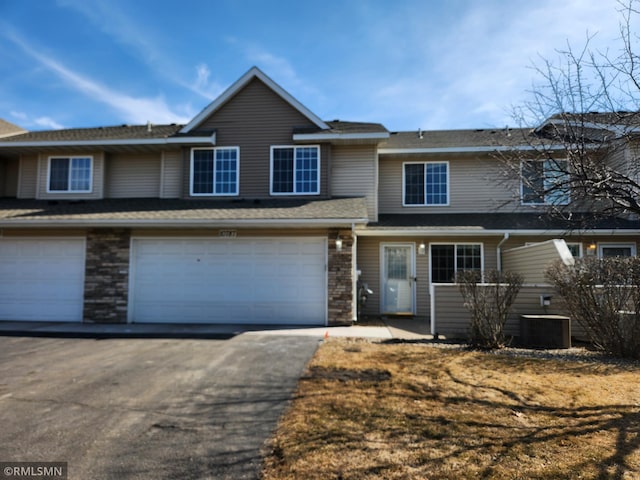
[418,128,423,139]
[147,121,152,133]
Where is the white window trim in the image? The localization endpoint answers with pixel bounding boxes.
[428,242,484,284]
[402,161,450,207]
[598,242,637,257]
[520,159,570,206]
[270,145,321,196]
[46,155,94,194]
[189,146,240,197]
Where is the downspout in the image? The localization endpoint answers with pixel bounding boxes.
[351,222,358,322]
[496,232,510,272]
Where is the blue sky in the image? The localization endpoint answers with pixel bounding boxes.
[0,0,625,132]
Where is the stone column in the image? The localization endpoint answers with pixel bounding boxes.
[327,228,354,325]
[83,228,131,323]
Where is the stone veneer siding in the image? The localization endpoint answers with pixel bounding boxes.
[83,228,131,323]
[327,229,354,325]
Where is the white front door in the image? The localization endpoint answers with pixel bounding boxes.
[381,244,415,315]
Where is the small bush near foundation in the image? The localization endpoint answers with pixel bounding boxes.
[546,257,640,359]
[457,269,523,349]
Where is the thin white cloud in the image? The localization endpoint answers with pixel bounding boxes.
[3,28,191,125]
[57,0,224,100]
[430,0,622,127]
[10,111,28,121]
[34,117,65,130]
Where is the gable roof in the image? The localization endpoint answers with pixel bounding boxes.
[0,119,26,138]
[181,67,329,133]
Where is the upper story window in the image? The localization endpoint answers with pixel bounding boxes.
[190,147,239,196]
[521,159,570,205]
[403,161,448,206]
[48,156,93,193]
[271,145,320,195]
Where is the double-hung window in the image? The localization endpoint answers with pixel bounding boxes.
[271,145,320,195]
[403,161,448,206]
[48,156,93,193]
[190,147,239,196]
[430,243,482,283]
[521,159,570,205]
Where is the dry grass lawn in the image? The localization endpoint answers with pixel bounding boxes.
[262,339,640,480]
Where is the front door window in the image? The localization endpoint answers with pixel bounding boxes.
[381,244,415,314]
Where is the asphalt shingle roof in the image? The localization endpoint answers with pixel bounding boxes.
[0,197,369,225]
[370,213,640,231]
[0,124,186,143]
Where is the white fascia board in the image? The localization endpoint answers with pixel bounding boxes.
[536,118,637,137]
[0,133,216,148]
[293,132,390,141]
[181,67,328,133]
[378,144,570,155]
[356,228,640,237]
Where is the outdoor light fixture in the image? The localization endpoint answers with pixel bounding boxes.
[335,237,343,251]
[418,242,426,255]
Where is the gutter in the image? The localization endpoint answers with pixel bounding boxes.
[0,133,217,148]
[377,143,600,155]
[0,217,370,229]
[293,132,390,142]
[355,228,640,236]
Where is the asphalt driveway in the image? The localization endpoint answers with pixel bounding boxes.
[0,333,320,479]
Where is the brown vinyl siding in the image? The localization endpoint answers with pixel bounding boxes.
[331,145,377,220]
[36,152,104,200]
[432,284,571,338]
[379,154,519,214]
[106,153,161,198]
[502,240,570,283]
[356,236,500,319]
[17,155,37,199]
[192,77,325,198]
[160,150,182,198]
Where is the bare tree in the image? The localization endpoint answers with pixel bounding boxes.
[497,0,640,223]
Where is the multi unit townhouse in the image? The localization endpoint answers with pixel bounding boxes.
[1,67,638,337]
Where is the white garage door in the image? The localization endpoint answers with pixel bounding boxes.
[0,238,85,321]
[130,238,327,325]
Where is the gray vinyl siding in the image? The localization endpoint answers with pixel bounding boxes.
[160,150,182,198]
[106,153,160,198]
[356,236,500,320]
[432,284,570,338]
[502,240,569,284]
[17,155,38,199]
[331,145,377,220]
[192,77,326,198]
[36,152,104,200]
[379,154,518,214]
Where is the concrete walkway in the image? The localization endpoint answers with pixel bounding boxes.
[0,318,434,340]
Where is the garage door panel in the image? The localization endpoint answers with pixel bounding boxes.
[131,238,327,325]
[0,239,85,322]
